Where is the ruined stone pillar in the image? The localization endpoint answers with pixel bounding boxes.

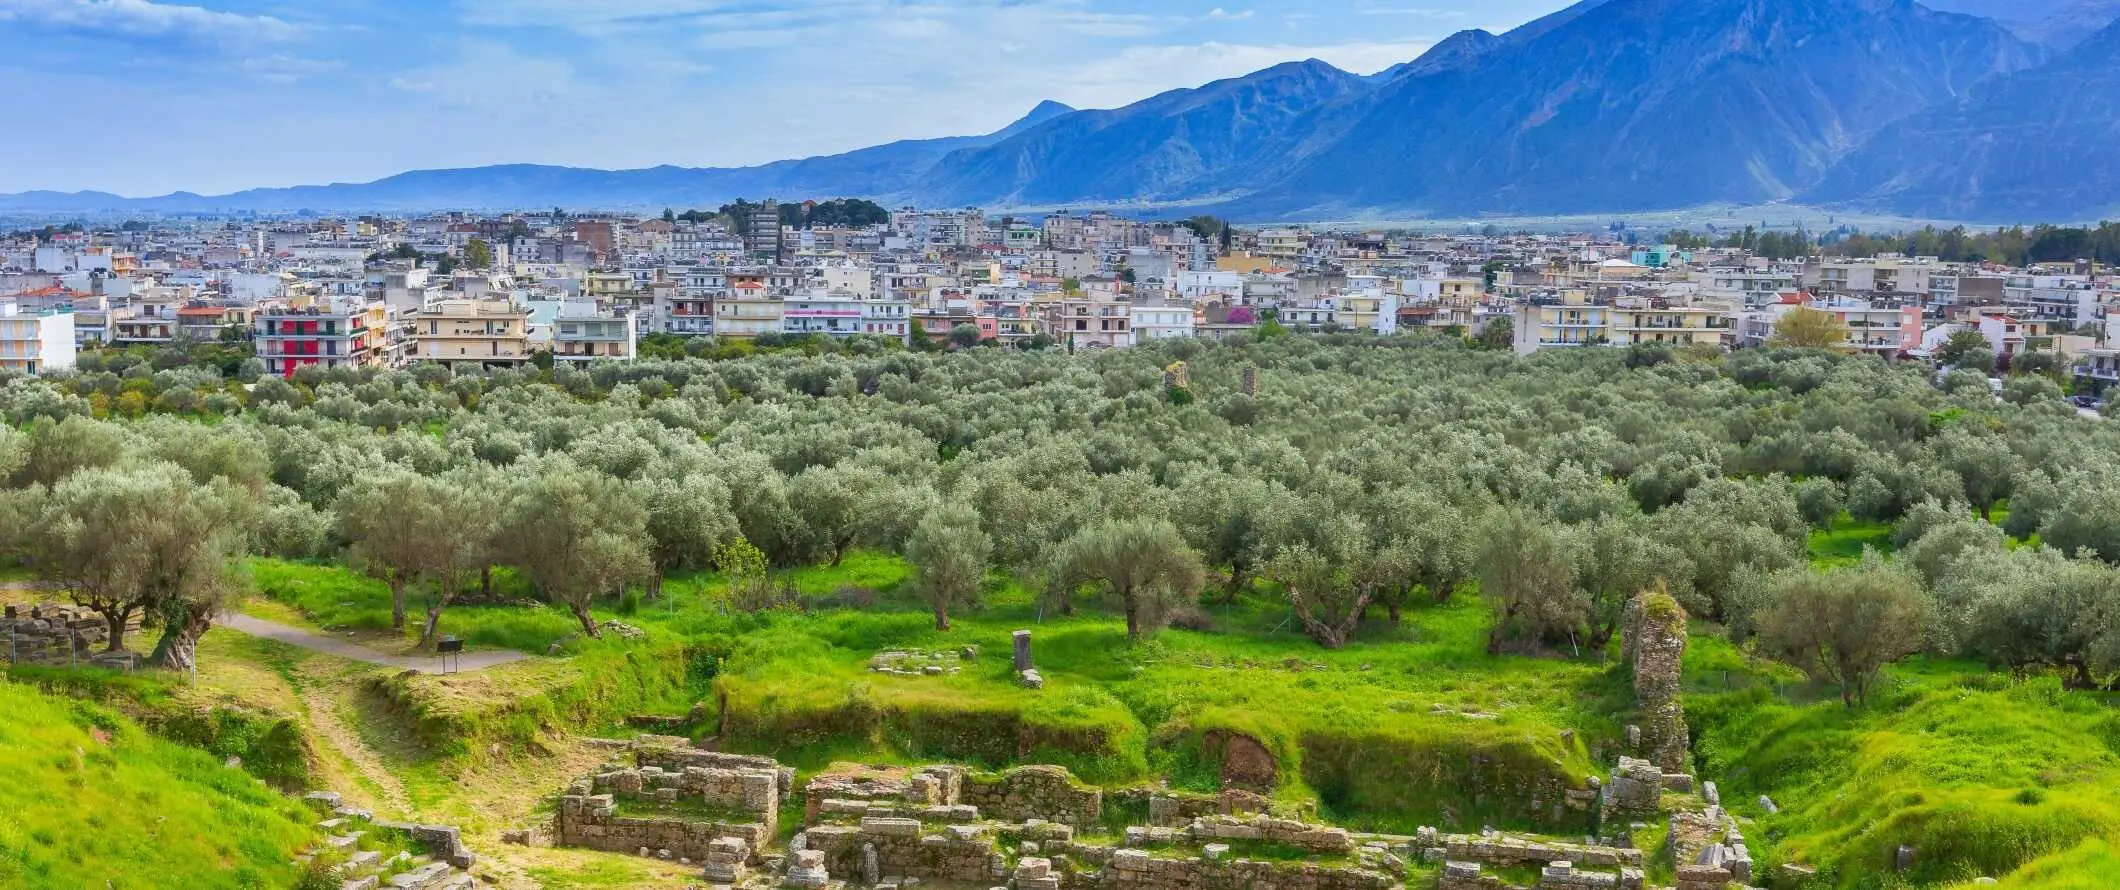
[1624,589,1690,775]
[1012,630,1033,671]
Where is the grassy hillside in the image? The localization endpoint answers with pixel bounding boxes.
[0,679,320,889]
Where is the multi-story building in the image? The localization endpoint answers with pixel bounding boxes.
[1607,302,1732,350]
[552,299,636,362]
[713,282,785,340]
[0,302,75,375]
[2004,274,2102,327]
[407,298,531,366]
[1049,296,1133,349]
[255,298,388,376]
[782,294,865,339]
[1513,291,1614,354]
[1335,291,1399,334]
[1130,302,1195,342]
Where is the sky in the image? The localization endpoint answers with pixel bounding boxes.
[0,0,1580,196]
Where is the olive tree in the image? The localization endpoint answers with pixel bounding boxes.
[1051,517,1205,641]
[904,502,991,630]
[1755,558,1931,707]
[496,459,652,637]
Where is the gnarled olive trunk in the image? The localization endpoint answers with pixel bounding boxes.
[149,607,215,674]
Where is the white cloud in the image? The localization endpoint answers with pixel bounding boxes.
[0,0,304,41]
[239,53,341,83]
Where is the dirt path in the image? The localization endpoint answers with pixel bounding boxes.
[293,663,415,819]
[217,612,529,673]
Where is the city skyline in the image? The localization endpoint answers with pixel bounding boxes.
[0,0,1579,197]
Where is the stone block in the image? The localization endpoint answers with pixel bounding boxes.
[861,817,923,838]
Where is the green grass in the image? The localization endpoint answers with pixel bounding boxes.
[244,553,1620,834]
[0,678,321,889]
[1691,659,2120,888]
[1808,518,1898,567]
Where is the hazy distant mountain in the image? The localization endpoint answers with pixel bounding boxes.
[2012,0,2120,49]
[0,101,1076,215]
[1370,29,1500,82]
[1240,0,2040,217]
[914,60,1377,207]
[11,0,2120,222]
[1808,19,2120,220]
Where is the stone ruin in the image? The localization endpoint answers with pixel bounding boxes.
[869,646,977,677]
[556,735,788,862]
[302,790,478,890]
[1599,757,1695,826]
[2,603,139,670]
[542,735,1767,890]
[1664,783,1752,890]
[1621,591,1690,775]
[1424,826,1645,890]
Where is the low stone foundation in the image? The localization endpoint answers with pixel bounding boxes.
[554,737,780,862]
[2,603,136,670]
[961,764,1103,825]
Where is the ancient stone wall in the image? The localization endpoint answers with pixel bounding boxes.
[628,735,795,798]
[802,818,1005,884]
[1622,591,1690,774]
[553,737,781,862]
[2,603,136,669]
[555,792,771,861]
[1068,845,1398,890]
[960,765,1103,825]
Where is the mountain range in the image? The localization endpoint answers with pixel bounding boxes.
[8,0,2120,223]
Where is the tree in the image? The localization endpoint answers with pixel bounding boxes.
[496,459,651,637]
[464,238,493,270]
[1755,558,1930,706]
[949,324,984,350]
[1936,330,1992,367]
[338,471,435,631]
[1476,509,1585,655]
[1769,306,1850,350]
[1932,429,2016,520]
[1052,517,1206,641]
[28,463,253,670]
[1577,516,1691,650]
[905,503,991,630]
[339,469,497,644]
[787,465,904,567]
[1174,475,1288,604]
[636,474,738,600]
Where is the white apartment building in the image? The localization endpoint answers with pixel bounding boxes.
[0,302,75,375]
[552,299,637,363]
[1130,303,1195,342]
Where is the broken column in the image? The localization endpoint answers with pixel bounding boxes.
[1014,630,1043,689]
[783,849,828,889]
[1623,588,1691,774]
[1016,857,1060,890]
[861,842,880,886]
[703,837,749,885]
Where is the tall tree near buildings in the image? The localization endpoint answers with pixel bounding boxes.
[498,459,652,637]
[1052,517,1205,642]
[464,237,493,270]
[1769,307,1850,350]
[905,502,991,630]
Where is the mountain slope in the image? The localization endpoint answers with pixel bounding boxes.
[1807,18,2120,220]
[914,60,1377,207]
[1240,0,2041,217]
[1371,29,1500,82]
[0,102,1076,215]
[2014,0,2120,49]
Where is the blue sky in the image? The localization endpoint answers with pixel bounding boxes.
[0,0,1577,196]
